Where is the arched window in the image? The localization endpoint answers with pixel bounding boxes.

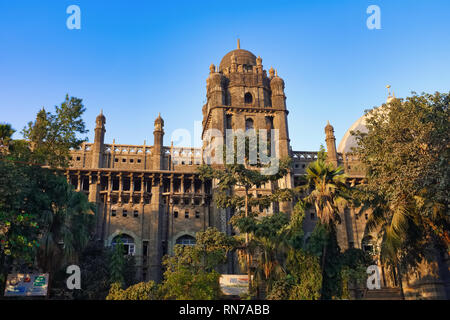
[244,92,253,105]
[362,235,374,254]
[112,234,135,256]
[176,235,196,246]
[245,118,254,131]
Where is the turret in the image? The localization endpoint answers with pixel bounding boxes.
[92,110,106,168]
[325,121,338,167]
[270,70,286,109]
[153,113,164,170]
[206,64,225,108]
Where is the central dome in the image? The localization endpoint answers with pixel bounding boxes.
[219,49,257,72]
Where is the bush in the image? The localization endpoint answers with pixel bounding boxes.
[106,281,161,300]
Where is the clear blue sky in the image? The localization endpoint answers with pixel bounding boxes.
[1,0,449,151]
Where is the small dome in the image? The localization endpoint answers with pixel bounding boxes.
[271,75,284,85]
[96,110,105,122]
[154,113,164,126]
[219,49,257,72]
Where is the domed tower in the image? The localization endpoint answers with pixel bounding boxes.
[325,121,338,167]
[92,110,106,168]
[153,113,164,170]
[202,40,291,160]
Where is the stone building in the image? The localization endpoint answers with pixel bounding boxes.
[66,42,448,299]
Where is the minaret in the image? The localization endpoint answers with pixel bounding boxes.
[270,70,290,158]
[92,110,106,168]
[153,113,164,170]
[325,121,338,167]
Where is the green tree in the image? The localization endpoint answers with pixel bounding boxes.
[109,238,127,287]
[37,183,95,274]
[106,281,160,300]
[22,94,88,168]
[353,92,450,284]
[0,95,92,294]
[286,249,322,300]
[296,146,351,298]
[197,158,292,294]
[0,123,15,147]
[160,227,236,300]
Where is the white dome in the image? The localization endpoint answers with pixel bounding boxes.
[337,114,368,154]
[337,96,393,153]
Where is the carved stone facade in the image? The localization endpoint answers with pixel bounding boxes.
[66,43,448,299]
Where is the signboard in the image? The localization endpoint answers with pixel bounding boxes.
[4,273,49,297]
[220,274,252,296]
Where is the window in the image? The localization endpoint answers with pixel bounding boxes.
[133,210,139,218]
[195,211,200,219]
[310,213,315,220]
[244,92,253,104]
[365,213,369,220]
[122,158,126,163]
[176,235,196,246]
[123,210,128,217]
[137,159,141,163]
[226,114,233,130]
[143,241,148,257]
[245,118,254,131]
[130,159,134,163]
[112,234,135,256]
[76,156,81,161]
[174,211,178,218]
[111,210,117,217]
[185,211,189,219]
[115,158,119,163]
[362,236,374,254]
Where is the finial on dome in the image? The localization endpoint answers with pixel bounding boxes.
[386,85,397,103]
[237,38,240,49]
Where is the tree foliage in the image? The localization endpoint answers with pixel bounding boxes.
[0,95,93,295]
[160,227,237,300]
[22,94,88,168]
[353,92,450,269]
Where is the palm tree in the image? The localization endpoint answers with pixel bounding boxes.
[38,180,95,273]
[301,149,349,226]
[356,189,411,297]
[298,147,351,299]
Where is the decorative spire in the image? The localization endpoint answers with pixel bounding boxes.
[325,120,334,135]
[154,113,164,130]
[269,66,275,78]
[96,109,106,125]
[237,38,240,49]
